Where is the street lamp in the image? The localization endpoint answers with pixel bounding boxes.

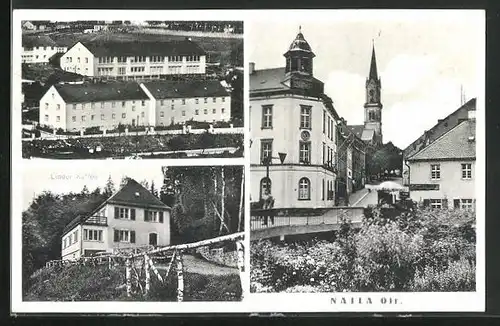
[262,152,287,189]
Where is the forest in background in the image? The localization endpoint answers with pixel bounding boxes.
[22,166,244,294]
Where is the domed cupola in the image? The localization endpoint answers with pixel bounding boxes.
[284,26,315,76]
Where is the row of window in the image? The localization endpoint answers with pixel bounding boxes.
[65,56,89,64]
[261,105,313,130]
[260,177,335,201]
[94,55,201,64]
[426,198,474,209]
[44,100,148,110]
[114,207,164,223]
[158,108,226,117]
[430,163,473,180]
[24,46,65,51]
[159,97,225,106]
[260,139,312,164]
[62,229,79,249]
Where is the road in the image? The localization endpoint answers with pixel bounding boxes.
[157,254,238,276]
[350,178,403,207]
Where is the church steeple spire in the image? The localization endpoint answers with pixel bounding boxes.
[369,41,378,81]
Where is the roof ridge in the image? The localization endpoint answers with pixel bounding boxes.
[407,119,473,161]
[403,97,477,153]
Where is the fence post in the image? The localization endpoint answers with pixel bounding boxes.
[144,254,150,295]
[236,240,247,300]
[176,251,184,302]
[126,258,132,297]
[108,257,112,269]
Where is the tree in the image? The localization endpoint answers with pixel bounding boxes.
[140,179,149,190]
[150,180,158,198]
[366,142,403,177]
[81,185,89,196]
[119,176,129,188]
[103,175,115,197]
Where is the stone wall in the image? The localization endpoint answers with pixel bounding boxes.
[196,246,238,268]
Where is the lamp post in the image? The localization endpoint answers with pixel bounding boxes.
[262,152,287,192]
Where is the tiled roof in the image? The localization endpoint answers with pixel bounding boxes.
[348,125,364,138]
[250,67,288,92]
[22,35,58,48]
[54,82,149,103]
[404,98,476,158]
[108,178,170,209]
[62,178,170,237]
[79,39,206,57]
[408,119,475,161]
[142,80,228,99]
[249,66,324,95]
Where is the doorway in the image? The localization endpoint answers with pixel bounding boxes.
[149,233,158,246]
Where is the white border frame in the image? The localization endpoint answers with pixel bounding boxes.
[11,9,485,314]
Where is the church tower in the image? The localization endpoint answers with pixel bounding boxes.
[364,43,383,145]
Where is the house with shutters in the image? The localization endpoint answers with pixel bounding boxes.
[406,109,476,210]
[61,178,171,261]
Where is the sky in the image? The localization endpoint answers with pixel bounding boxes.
[248,10,484,149]
[22,162,166,210]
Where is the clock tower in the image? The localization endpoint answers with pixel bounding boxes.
[364,43,383,146]
[282,27,324,95]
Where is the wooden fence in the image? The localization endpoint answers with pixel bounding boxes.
[43,231,246,301]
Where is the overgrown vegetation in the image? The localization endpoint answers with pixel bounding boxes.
[251,206,476,293]
[24,263,241,301]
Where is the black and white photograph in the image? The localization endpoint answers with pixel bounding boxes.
[248,10,484,309]
[21,163,246,302]
[18,19,244,159]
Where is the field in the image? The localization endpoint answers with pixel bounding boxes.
[46,30,243,66]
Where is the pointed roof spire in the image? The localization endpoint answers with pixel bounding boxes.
[369,42,378,80]
[299,25,302,33]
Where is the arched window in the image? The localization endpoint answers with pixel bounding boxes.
[298,177,311,200]
[260,177,272,199]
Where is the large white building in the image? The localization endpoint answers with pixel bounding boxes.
[249,30,340,209]
[140,80,231,126]
[39,82,152,131]
[39,79,230,131]
[406,107,476,210]
[62,178,171,260]
[22,35,67,64]
[60,39,207,78]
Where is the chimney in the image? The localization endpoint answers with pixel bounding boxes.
[249,62,255,75]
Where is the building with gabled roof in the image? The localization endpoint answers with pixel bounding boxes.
[406,111,476,210]
[60,39,207,78]
[39,81,152,131]
[140,80,231,126]
[61,178,171,260]
[22,35,67,64]
[39,79,232,131]
[402,98,476,185]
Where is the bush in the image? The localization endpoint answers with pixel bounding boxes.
[84,126,102,135]
[251,206,476,293]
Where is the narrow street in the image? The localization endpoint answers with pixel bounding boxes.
[349,177,403,207]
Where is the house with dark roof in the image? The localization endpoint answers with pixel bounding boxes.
[61,178,171,260]
[22,35,67,64]
[38,81,152,131]
[60,39,207,78]
[140,80,231,126]
[402,98,476,185]
[406,112,476,210]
